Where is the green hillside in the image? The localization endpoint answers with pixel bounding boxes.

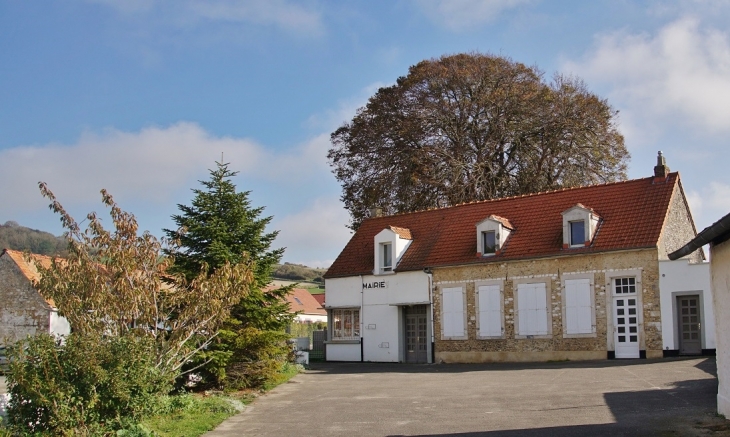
[273,262,327,284]
[0,221,67,256]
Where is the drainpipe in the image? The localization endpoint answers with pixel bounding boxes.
[424,268,435,364]
[360,274,364,362]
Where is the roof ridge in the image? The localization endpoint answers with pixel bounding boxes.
[367,174,669,221]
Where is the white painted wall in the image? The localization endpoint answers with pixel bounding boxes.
[49,310,71,337]
[659,260,715,351]
[294,314,327,323]
[711,241,730,417]
[325,271,430,362]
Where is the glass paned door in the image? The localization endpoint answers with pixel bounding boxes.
[613,279,640,358]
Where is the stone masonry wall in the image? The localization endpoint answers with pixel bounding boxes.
[0,255,50,345]
[432,249,662,362]
[659,184,704,262]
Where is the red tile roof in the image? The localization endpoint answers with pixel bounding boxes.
[2,249,58,307]
[389,226,412,240]
[325,174,680,278]
[285,288,326,316]
[312,293,326,307]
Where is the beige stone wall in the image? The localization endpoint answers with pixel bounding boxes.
[0,255,50,345]
[432,249,662,362]
[659,184,704,262]
[711,239,730,416]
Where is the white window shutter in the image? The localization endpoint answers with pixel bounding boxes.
[565,279,592,335]
[478,285,502,337]
[442,287,465,338]
[517,283,548,336]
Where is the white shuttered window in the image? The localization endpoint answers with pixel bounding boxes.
[517,283,549,336]
[477,285,502,337]
[442,287,466,339]
[564,279,593,334]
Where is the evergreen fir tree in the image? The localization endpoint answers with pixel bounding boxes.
[164,161,294,388]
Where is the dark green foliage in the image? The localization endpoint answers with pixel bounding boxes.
[164,162,295,389]
[5,334,171,436]
[0,221,67,255]
[273,263,326,283]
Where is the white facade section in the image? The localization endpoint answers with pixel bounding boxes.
[711,240,730,417]
[373,228,411,275]
[325,271,430,362]
[659,260,715,351]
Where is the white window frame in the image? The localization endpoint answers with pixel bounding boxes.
[475,280,504,339]
[440,285,468,340]
[561,273,596,338]
[475,216,512,257]
[331,308,361,340]
[513,278,552,339]
[381,242,393,271]
[605,269,643,352]
[561,205,600,249]
[569,220,586,247]
[482,231,496,255]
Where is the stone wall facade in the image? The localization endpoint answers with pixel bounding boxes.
[659,183,703,263]
[432,248,662,363]
[0,254,51,345]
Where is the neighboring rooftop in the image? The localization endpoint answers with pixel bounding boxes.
[325,173,681,278]
[285,288,326,316]
[1,248,58,307]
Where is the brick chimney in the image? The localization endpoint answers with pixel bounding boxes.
[654,151,670,178]
[369,206,384,218]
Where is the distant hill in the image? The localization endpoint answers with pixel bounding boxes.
[273,262,327,284]
[0,221,67,256]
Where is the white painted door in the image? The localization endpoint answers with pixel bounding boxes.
[613,293,640,359]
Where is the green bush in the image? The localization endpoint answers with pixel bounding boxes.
[6,334,172,436]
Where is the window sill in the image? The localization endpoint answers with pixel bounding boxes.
[324,339,361,345]
[562,333,597,339]
[373,270,396,276]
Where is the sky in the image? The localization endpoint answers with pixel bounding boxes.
[2,0,730,268]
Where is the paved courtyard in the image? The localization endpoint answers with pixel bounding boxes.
[207,357,727,437]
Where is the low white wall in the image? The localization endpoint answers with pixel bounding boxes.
[325,343,361,361]
[659,260,715,351]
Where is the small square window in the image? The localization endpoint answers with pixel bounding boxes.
[570,221,585,246]
[482,231,496,254]
[382,243,393,271]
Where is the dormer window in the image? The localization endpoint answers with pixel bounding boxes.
[476,215,514,257]
[382,243,393,271]
[569,221,585,247]
[562,204,601,249]
[482,231,496,254]
[374,226,412,275]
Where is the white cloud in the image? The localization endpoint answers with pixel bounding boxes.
[187,0,323,36]
[563,17,730,133]
[412,0,530,31]
[0,122,326,212]
[85,0,324,36]
[305,81,387,131]
[686,181,730,232]
[272,197,352,268]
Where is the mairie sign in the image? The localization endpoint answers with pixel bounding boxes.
[363,281,387,289]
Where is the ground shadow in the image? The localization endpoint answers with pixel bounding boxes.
[384,369,720,437]
[309,356,715,375]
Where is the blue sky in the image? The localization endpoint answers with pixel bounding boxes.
[2,0,730,267]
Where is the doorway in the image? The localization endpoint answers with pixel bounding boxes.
[678,295,702,355]
[404,305,428,363]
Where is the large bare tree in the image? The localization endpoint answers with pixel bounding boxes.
[328,53,629,229]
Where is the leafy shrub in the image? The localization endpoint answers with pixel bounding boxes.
[6,334,172,436]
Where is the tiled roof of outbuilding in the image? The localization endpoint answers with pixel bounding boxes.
[285,288,326,316]
[325,174,680,278]
[1,249,58,307]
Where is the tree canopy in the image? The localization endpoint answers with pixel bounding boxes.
[328,53,629,229]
